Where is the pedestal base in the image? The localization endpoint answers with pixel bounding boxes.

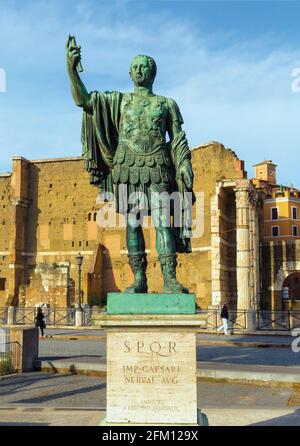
[107,292,195,315]
[99,409,209,426]
[102,292,209,426]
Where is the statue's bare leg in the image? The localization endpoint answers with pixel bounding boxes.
[125,212,148,293]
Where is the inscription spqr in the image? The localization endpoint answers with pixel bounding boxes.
[106,331,197,424]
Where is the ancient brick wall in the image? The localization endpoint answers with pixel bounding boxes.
[1,142,247,309]
[24,158,103,306]
[261,239,300,310]
[0,174,12,306]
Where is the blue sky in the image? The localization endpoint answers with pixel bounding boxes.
[0,0,300,186]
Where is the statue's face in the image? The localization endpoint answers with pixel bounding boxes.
[130,56,154,87]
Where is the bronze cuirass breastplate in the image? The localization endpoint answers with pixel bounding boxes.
[119,94,167,155]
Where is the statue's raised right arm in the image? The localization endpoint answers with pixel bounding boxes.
[66,37,92,112]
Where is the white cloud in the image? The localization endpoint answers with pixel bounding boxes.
[0,1,300,186]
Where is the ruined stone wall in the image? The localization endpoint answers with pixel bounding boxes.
[261,240,300,310]
[1,142,247,309]
[21,263,71,307]
[189,143,245,308]
[25,158,102,307]
[0,174,12,305]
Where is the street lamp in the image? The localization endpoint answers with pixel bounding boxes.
[76,253,83,309]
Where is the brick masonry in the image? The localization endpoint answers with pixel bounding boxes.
[0,142,250,309]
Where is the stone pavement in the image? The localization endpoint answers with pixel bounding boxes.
[33,332,300,384]
[0,372,300,426]
[45,328,293,347]
[38,336,299,367]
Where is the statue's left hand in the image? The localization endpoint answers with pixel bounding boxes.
[179,159,194,190]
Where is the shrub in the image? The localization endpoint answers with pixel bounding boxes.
[0,354,15,376]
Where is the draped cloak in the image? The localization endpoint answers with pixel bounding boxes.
[81,90,195,253]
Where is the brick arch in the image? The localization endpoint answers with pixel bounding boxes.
[283,271,300,300]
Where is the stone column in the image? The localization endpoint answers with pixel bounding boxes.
[248,203,254,305]
[235,182,251,311]
[7,306,15,325]
[251,195,260,309]
[8,157,30,306]
[210,185,222,307]
[249,193,260,309]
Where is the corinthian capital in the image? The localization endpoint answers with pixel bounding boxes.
[234,188,250,207]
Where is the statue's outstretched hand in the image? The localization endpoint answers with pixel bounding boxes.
[66,37,82,72]
[179,159,194,190]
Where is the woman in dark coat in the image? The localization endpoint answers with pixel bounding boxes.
[35,307,46,337]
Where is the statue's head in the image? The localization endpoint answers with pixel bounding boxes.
[129,54,157,87]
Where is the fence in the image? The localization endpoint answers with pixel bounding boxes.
[0,328,21,374]
[44,308,76,326]
[82,306,103,326]
[0,342,22,374]
[12,307,76,327]
[0,307,7,324]
[14,307,36,326]
[0,306,101,327]
[196,309,247,332]
[257,310,300,331]
[0,306,300,331]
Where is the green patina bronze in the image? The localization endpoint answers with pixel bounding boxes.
[107,292,196,315]
[66,37,195,295]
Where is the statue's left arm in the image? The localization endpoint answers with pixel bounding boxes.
[166,98,194,191]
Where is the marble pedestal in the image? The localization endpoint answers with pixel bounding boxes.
[100,293,208,426]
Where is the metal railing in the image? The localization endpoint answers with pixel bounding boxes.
[0,307,8,324]
[0,341,22,374]
[0,328,20,374]
[196,309,247,332]
[197,309,218,330]
[1,306,300,331]
[228,310,247,331]
[13,307,77,327]
[0,341,20,369]
[257,310,300,331]
[44,308,76,326]
[14,307,36,325]
[82,306,103,326]
[82,307,93,326]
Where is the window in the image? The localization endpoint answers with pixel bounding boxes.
[271,207,278,220]
[293,226,298,237]
[272,226,279,237]
[0,278,6,291]
[282,287,289,300]
[292,207,297,220]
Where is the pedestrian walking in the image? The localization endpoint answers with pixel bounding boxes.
[217,303,229,335]
[35,307,46,337]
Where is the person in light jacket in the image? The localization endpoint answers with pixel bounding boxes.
[217,303,229,335]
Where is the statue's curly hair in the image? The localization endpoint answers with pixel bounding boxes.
[130,54,157,80]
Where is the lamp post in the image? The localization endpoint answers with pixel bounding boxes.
[76,253,83,309]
